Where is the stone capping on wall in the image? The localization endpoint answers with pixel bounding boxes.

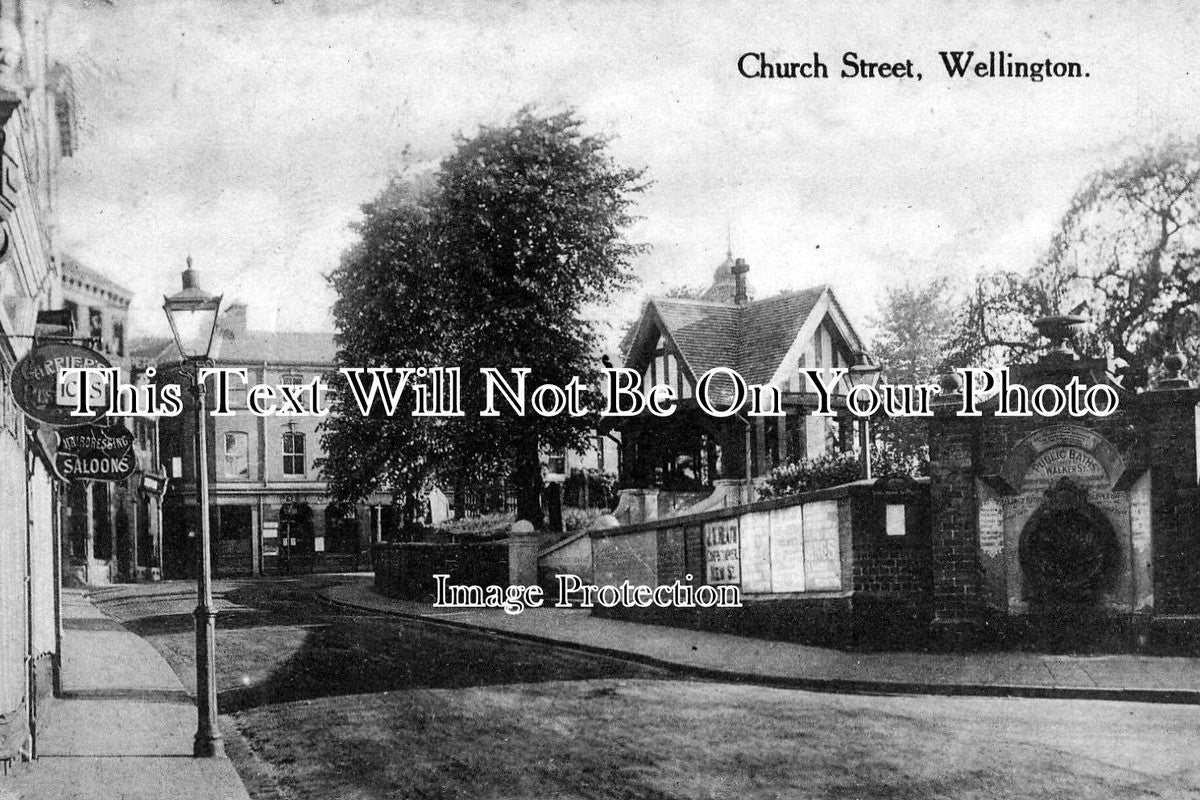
[539,527,591,557]
[581,477,931,541]
[1137,385,1200,405]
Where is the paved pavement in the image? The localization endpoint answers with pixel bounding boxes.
[322,578,1200,703]
[8,589,250,800]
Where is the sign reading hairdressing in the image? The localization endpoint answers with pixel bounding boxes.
[54,422,136,482]
[11,342,111,427]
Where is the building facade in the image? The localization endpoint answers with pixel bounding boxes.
[58,255,167,586]
[0,0,83,770]
[157,302,386,578]
[613,253,867,523]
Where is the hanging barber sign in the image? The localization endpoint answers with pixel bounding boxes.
[10,341,111,426]
[53,421,136,482]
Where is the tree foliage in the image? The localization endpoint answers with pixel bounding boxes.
[869,277,956,467]
[321,108,647,529]
[950,136,1200,386]
[757,444,924,500]
[320,181,445,529]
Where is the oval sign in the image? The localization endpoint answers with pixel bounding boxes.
[54,422,136,482]
[11,342,112,426]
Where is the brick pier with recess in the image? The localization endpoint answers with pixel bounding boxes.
[928,326,1200,650]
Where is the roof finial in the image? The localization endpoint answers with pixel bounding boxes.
[726,221,732,259]
[186,253,193,270]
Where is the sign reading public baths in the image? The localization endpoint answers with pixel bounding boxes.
[1027,447,1107,482]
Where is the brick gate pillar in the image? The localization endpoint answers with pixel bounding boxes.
[928,392,987,644]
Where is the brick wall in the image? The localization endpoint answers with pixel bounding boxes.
[928,412,985,625]
[850,490,933,599]
[1141,389,1200,614]
[656,526,687,585]
[583,480,933,648]
[928,370,1200,633]
[373,541,508,600]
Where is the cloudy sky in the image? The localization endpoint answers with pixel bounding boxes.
[51,0,1200,346]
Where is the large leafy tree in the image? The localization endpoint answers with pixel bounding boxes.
[320,178,447,533]
[436,109,647,527]
[321,108,646,530]
[950,136,1200,386]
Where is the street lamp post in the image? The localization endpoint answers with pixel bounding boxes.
[843,352,883,480]
[162,257,224,759]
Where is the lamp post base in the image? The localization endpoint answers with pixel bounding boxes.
[193,733,226,759]
[193,603,223,758]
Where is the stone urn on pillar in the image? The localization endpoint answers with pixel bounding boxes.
[1157,351,1192,390]
[1033,314,1087,362]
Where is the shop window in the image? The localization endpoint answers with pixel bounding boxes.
[283,431,305,475]
[66,482,88,559]
[137,498,153,568]
[93,483,113,560]
[324,504,359,554]
[218,506,253,541]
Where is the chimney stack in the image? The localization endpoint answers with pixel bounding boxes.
[732,258,749,305]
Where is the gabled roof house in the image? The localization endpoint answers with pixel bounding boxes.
[615,252,868,508]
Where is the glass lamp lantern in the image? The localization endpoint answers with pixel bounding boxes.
[843,351,882,393]
[162,257,222,360]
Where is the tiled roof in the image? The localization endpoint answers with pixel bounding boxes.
[633,284,836,391]
[653,298,741,380]
[212,328,337,366]
[737,287,826,385]
[127,336,174,361]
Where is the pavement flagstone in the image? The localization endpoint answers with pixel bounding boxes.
[8,589,250,800]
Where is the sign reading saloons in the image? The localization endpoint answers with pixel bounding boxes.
[53,422,136,482]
